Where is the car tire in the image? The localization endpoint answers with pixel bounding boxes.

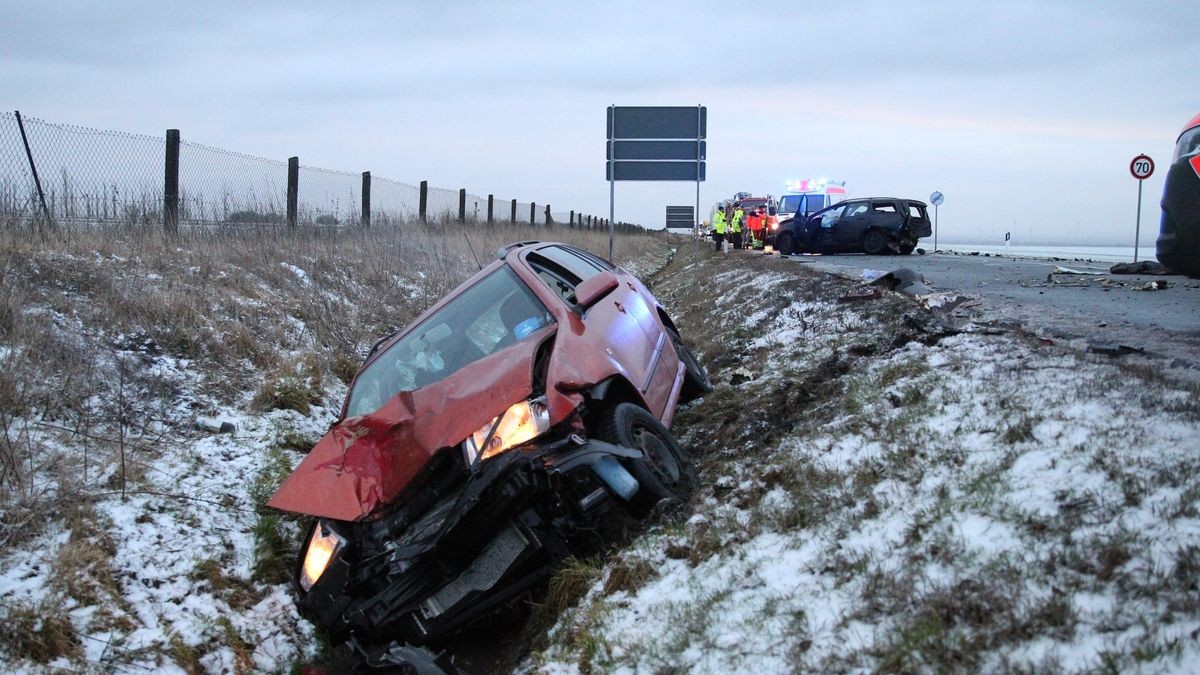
[667,326,713,403]
[898,242,916,255]
[598,403,696,516]
[777,233,796,256]
[863,230,889,255]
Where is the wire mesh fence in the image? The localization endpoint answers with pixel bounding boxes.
[1,111,636,232]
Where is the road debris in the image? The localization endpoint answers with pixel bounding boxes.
[868,267,931,295]
[1052,265,1097,275]
[919,291,972,311]
[1133,280,1171,291]
[838,286,883,303]
[1110,260,1171,275]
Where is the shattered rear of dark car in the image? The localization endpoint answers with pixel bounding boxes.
[268,241,710,667]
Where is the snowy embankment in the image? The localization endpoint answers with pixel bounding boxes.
[533,246,1200,673]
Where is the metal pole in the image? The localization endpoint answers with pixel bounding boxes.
[14,111,51,224]
[934,204,938,253]
[1134,179,1143,262]
[696,104,701,238]
[609,104,616,261]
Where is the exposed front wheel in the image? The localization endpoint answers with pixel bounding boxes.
[597,403,696,516]
[898,242,916,255]
[777,233,796,256]
[863,230,889,255]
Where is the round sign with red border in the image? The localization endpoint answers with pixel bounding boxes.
[1130,154,1154,180]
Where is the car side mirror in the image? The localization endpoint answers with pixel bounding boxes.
[574,271,619,309]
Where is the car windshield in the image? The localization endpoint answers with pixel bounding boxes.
[345,267,554,417]
[1175,127,1200,163]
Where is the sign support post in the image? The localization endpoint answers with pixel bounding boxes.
[929,191,944,253]
[609,151,616,260]
[1129,154,1155,262]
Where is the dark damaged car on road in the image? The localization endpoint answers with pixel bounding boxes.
[268,241,711,667]
[1158,112,1200,278]
[775,197,932,256]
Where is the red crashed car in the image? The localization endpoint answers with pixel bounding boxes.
[268,241,710,666]
[1159,112,1200,277]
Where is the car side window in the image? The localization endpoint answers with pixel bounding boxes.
[564,246,615,272]
[538,245,606,280]
[844,203,869,218]
[527,253,581,304]
[819,206,844,228]
[870,202,898,214]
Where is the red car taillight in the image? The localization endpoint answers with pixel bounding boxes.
[1190,154,1200,179]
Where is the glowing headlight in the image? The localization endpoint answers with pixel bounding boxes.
[771,222,778,230]
[299,521,345,592]
[463,397,550,465]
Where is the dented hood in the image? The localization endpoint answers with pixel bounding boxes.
[267,327,553,521]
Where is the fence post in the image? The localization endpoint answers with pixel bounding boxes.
[545,204,552,225]
[510,199,517,223]
[164,129,180,234]
[287,157,299,228]
[487,194,494,224]
[361,171,371,228]
[419,180,428,222]
[569,210,574,228]
[530,202,536,225]
[458,189,466,223]
[14,111,51,226]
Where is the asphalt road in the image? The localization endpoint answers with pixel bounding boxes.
[766,248,1200,373]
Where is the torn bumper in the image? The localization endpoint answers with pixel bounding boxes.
[294,436,642,648]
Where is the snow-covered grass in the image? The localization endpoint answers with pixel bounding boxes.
[533,246,1200,673]
[0,221,671,672]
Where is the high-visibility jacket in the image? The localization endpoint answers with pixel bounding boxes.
[731,208,744,233]
[713,209,727,234]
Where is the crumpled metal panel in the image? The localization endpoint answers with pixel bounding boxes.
[267,325,555,521]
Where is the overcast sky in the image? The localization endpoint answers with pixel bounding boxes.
[4,0,1197,244]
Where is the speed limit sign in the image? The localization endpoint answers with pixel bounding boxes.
[1130,154,1154,180]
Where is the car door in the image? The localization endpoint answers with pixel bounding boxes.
[809,204,845,248]
[521,246,661,401]
[868,200,903,233]
[837,202,871,245]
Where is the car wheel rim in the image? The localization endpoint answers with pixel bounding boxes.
[631,424,680,484]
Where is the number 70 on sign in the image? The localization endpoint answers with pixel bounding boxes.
[1130,154,1154,180]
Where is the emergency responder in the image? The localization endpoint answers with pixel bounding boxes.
[730,205,745,250]
[712,206,727,252]
[755,205,768,248]
[746,207,763,248]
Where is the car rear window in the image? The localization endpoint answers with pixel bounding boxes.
[345,267,553,416]
[908,202,929,219]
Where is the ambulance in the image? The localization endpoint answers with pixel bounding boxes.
[777,178,849,224]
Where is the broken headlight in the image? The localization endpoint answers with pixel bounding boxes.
[462,397,550,465]
[299,520,346,592]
